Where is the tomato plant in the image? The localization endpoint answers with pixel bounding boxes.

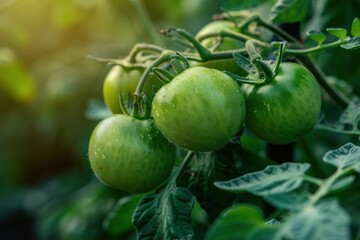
[152,66,246,152]
[242,62,321,144]
[84,1,360,240]
[88,114,176,193]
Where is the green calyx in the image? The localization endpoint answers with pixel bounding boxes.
[152,52,190,84]
[226,41,286,85]
[119,92,151,120]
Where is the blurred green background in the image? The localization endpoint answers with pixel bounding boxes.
[0,0,359,239]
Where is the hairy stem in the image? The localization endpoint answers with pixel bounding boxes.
[285,39,344,55]
[127,43,164,63]
[309,166,354,205]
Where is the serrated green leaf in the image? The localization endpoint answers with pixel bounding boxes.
[270,0,311,23]
[265,191,309,210]
[307,30,327,45]
[326,28,347,41]
[281,199,351,240]
[214,163,310,196]
[188,145,274,221]
[315,98,360,134]
[132,187,194,240]
[351,17,360,37]
[188,151,237,221]
[103,195,142,235]
[341,36,360,50]
[339,98,360,131]
[323,142,360,169]
[205,204,264,240]
[329,175,355,192]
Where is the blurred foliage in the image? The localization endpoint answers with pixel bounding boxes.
[0,0,359,239]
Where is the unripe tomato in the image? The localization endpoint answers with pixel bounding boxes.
[242,62,321,144]
[103,66,162,114]
[196,20,244,51]
[152,66,246,152]
[88,115,176,193]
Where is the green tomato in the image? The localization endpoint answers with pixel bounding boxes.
[196,20,244,51]
[242,62,321,144]
[88,115,176,193]
[152,66,246,152]
[103,66,162,114]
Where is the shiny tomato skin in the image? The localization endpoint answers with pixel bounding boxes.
[152,66,246,152]
[88,115,176,193]
[242,62,321,144]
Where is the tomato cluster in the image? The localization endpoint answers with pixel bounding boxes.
[88,20,322,193]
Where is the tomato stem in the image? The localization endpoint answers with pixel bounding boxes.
[297,55,350,108]
[135,51,172,96]
[285,39,345,55]
[174,151,196,186]
[127,43,164,63]
[172,28,212,61]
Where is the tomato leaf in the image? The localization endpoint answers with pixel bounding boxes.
[323,143,360,170]
[281,199,351,240]
[329,175,355,192]
[265,191,309,210]
[188,144,273,220]
[315,98,360,134]
[341,36,360,50]
[214,162,310,196]
[188,151,238,221]
[326,28,347,41]
[103,195,143,235]
[270,0,311,23]
[132,187,194,240]
[205,204,266,240]
[307,30,327,45]
[351,17,360,37]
